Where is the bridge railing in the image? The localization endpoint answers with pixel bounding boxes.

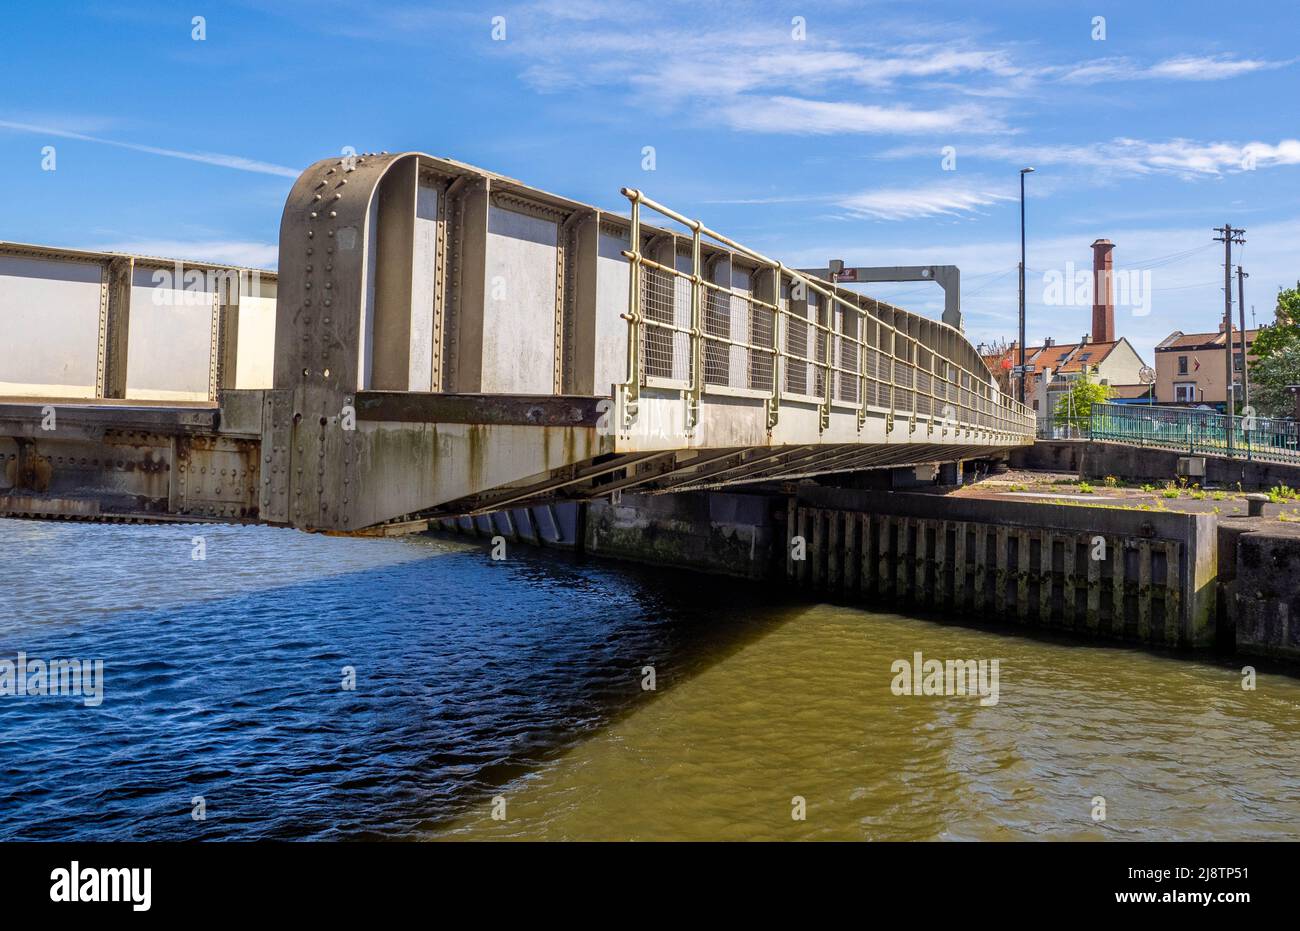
[1090,401,1300,463]
[619,190,1035,439]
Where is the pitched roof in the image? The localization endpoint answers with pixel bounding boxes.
[1025,339,1121,375]
[982,338,1135,380]
[1156,328,1261,351]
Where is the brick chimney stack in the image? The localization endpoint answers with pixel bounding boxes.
[1091,239,1115,343]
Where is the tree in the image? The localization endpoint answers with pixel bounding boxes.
[977,337,1015,394]
[1053,367,1110,434]
[1244,283,1300,417]
[1249,343,1300,418]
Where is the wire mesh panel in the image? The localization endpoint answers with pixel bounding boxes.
[784,290,812,396]
[860,321,877,408]
[727,289,749,387]
[702,284,731,386]
[894,360,914,415]
[938,364,957,420]
[834,304,860,404]
[640,265,677,381]
[914,346,932,417]
[748,295,775,392]
[813,293,828,400]
[873,324,895,410]
[893,339,913,414]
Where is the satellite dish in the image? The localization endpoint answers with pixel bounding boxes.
[1139,365,1156,384]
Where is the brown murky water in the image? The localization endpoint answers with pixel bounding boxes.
[435,602,1300,841]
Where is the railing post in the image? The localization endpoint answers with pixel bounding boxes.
[819,289,833,432]
[766,263,782,431]
[620,190,642,431]
[687,223,703,433]
[910,337,918,434]
[885,328,896,433]
[857,305,867,431]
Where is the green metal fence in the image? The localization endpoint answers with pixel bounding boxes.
[1090,402,1300,463]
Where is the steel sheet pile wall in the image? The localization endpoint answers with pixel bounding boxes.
[789,489,1218,648]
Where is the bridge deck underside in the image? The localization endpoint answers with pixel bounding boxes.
[0,393,1021,529]
[425,439,1015,519]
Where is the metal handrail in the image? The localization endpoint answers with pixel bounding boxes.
[619,189,1036,439]
[1090,402,1300,464]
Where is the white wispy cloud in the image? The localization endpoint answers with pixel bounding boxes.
[1148,55,1289,80]
[92,240,279,269]
[882,137,1300,178]
[1058,54,1292,84]
[494,10,1012,137]
[0,119,300,177]
[839,185,1014,220]
[708,182,1013,221]
[721,96,1001,135]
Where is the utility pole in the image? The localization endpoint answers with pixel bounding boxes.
[1213,224,1246,455]
[1237,265,1250,415]
[1017,167,1035,406]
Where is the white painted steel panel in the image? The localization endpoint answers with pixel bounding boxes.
[0,254,101,397]
[125,266,214,401]
[482,206,557,394]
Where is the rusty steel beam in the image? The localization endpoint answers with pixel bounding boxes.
[354,391,604,427]
[740,445,908,486]
[651,444,838,493]
[578,448,743,500]
[746,443,902,482]
[646,445,809,491]
[436,451,666,516]
[668,443,910,493]
[0,402,218,439]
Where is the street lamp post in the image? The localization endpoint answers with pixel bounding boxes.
[1018,167,1035,406]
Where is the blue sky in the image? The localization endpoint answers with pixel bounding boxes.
[2,0,1298,365]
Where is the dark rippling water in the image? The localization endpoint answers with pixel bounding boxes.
[0,518,793,840]
[4,517,1300,841]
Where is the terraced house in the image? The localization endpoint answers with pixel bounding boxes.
[1154,324,1259,407]
[982,335,1149,434]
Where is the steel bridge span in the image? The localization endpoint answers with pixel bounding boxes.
[0,152,1033,532]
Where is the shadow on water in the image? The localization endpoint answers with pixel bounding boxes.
[801,581,1300,682]
[0,538,807,841]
